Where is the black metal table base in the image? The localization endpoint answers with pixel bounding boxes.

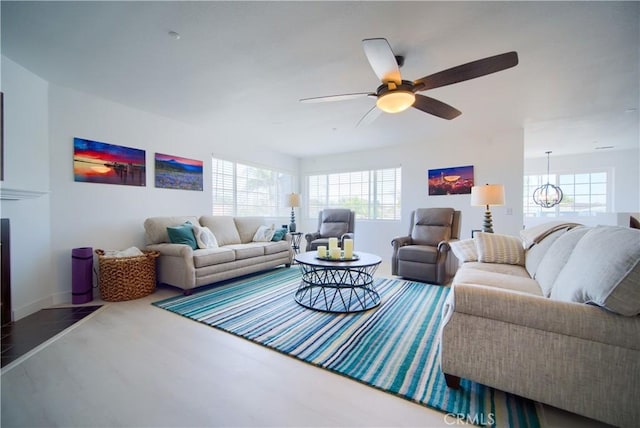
[294,263,380,313]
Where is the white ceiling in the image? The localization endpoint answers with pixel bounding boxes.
[2,1,638,159]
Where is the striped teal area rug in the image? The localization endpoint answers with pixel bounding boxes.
[153,268,539,428]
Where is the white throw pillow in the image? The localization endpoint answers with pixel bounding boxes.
[252,225,275,242]
[449,239,478,263]
[192,225,218,249]
[475,232,525,266]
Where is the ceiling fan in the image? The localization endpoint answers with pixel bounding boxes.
[300,38,518,126]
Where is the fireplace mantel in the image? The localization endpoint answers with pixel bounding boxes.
[0,187,49,200]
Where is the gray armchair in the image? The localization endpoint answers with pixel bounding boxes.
[391,208,461,284]
[305,209,355,252]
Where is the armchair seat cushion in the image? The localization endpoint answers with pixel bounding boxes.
[309,237,333,249]
[397,245,439,264]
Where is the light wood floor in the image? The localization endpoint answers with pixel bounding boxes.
[1,262,610,427]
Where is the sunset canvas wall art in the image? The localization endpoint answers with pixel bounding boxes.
[73,137,146,186]
[428,165,474,195]
[155,153,203,191]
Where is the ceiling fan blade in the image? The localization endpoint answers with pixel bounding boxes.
[356,105,383,127]
[412,94,462,120]
[362,38,402,84]
[299,93,374,103]
[413,51,519,91]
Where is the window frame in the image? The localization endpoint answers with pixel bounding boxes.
[523,168,611,217]
[211,157,294,217]
[305,166,402,221]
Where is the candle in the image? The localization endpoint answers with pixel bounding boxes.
[328,237,338,250]
[317,246,327,258]
[343,239,354,259]
[330,247,341,259]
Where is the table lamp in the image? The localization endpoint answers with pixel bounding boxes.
[470,184,505,233]
[287,193,300,232]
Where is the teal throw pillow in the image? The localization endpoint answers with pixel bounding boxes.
[167,223,198,250]
[271,228,288,241]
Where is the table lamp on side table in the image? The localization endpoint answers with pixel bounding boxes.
[287,193,301,232]
[470,184,505,233]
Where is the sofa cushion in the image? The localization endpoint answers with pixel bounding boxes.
[550,226,640,316]
[475,232,524,266]
[450,239,478,263]
[462,261,532,278]
[453,266,542,296]
[535,227,589,297]
[410,208,454,246]
[525,228,568,278]
[193,247,235,268]
[144,216,200,245]
[263,240,291,255]
[397,245,438,264]
[199,216,241,246]
[234,217,269,243]
[192,224,218,249]
[166,223,198,250]
[225,243,265,260]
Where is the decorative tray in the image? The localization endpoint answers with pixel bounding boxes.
[316,253,359,262]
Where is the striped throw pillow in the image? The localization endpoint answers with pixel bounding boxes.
[476,232,525,266]
[449,239,478,263]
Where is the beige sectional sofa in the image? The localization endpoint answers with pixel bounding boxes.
[144,216,293,294]
[441,222,640,427]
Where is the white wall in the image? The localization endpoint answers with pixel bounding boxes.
[0,56,53,320]
[48,84,299,306]
[299,129,525,259]
[2,60,299,319]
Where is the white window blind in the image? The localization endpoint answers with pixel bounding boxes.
[212,157,293,217]
[306,167,401,220]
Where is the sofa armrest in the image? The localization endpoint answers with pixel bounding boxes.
[145,243,196,290]
[449,284,640,350]
[305,232,320,242]
[437,240,452,252]
[146,243,194,258]
[391,236,412,250]
[340,233,354,246]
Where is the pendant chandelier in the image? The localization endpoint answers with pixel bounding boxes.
[533,151,563,208]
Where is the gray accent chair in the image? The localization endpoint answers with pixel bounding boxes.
[391,208,461,284]
[305,209,355,252]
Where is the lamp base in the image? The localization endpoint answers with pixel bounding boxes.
[482,210,494,233]
[289,207,296,232]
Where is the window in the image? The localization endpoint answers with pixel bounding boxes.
[212,158,293,216]
[306,167,401,220]
[523,171,608,217]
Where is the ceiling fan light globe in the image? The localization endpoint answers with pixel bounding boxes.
[376,91,415,113]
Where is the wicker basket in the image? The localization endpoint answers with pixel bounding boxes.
[95,249,160,302]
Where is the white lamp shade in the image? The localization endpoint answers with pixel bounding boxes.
[471,184,505,207]
[287,193,301,208]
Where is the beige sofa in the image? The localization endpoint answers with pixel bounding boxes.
[144,216,293,294]
[440,222,640,427]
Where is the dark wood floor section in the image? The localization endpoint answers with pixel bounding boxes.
[1,305,102,368]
